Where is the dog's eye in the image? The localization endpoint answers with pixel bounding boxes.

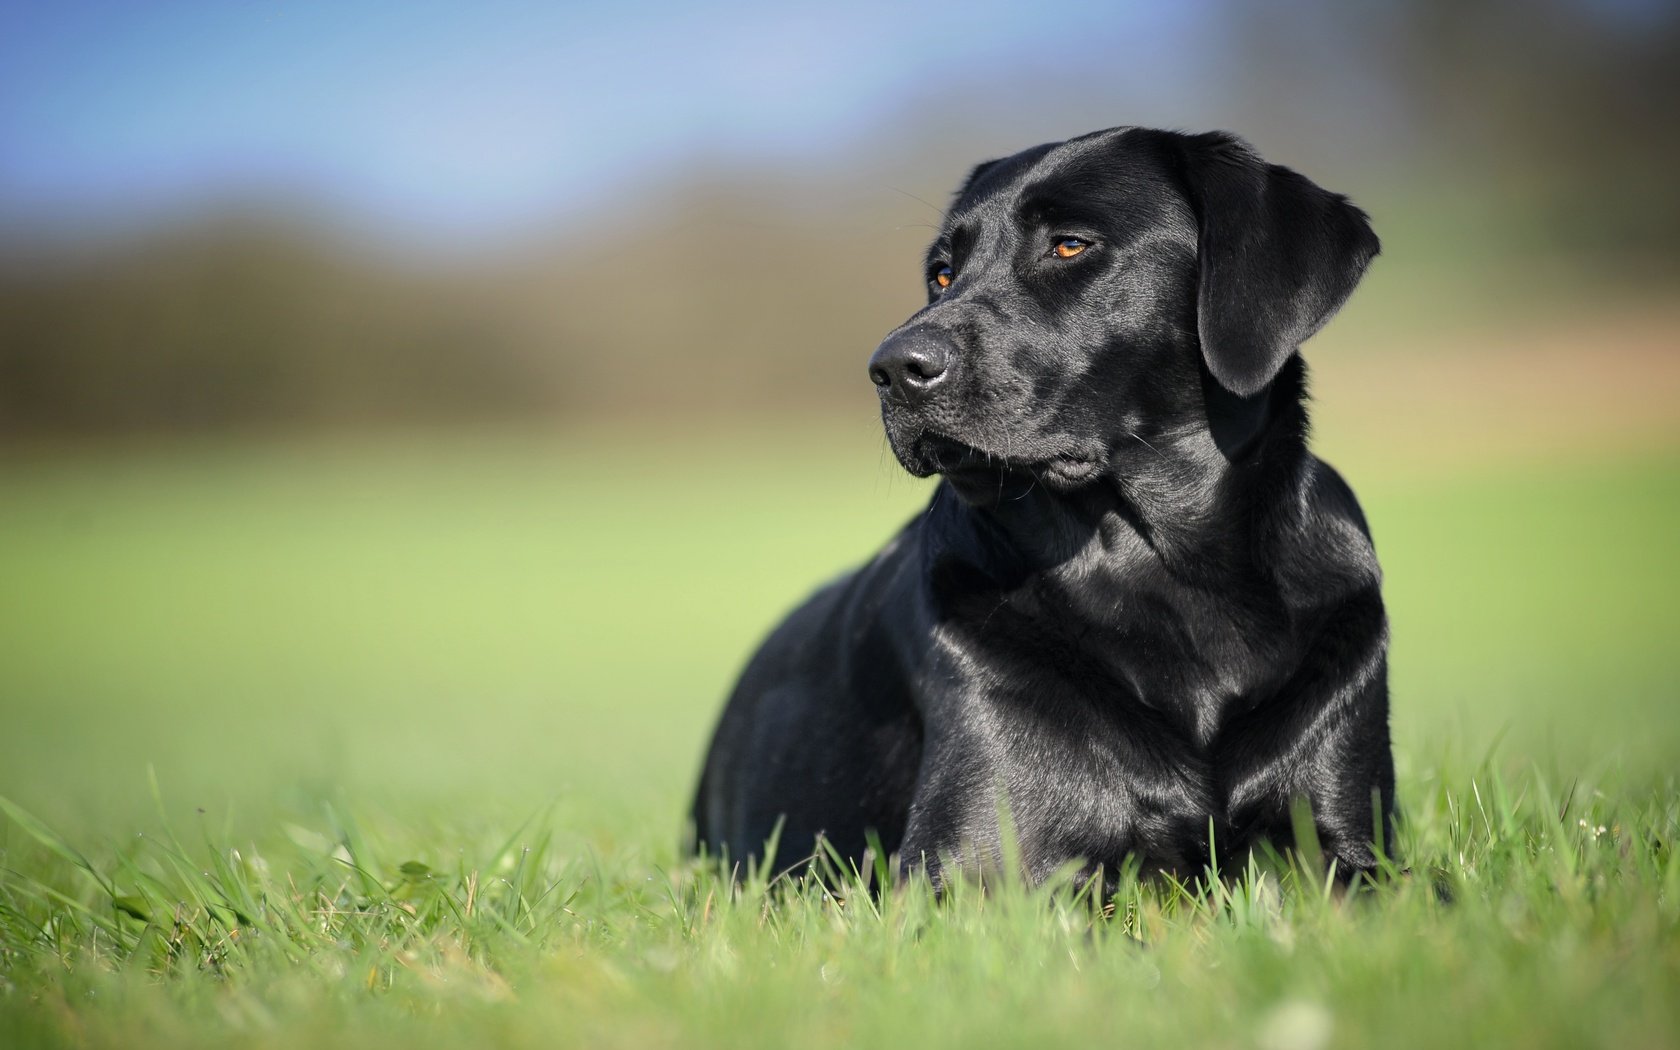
[932,265,953,289]
[1053,237,1090,259]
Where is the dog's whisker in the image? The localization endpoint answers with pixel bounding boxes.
[1128,431,1166,458]
[884,185,949,222]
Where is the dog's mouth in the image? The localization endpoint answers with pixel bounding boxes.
[903,431,1103,494]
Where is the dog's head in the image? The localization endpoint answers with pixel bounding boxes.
[869,127,1378,501]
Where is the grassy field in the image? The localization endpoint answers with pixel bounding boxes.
[2,357,1678,1047]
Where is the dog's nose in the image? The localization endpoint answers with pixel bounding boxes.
[868,332,950,398]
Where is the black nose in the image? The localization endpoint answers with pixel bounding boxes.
[868,332,950,399]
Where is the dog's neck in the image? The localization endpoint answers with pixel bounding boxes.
[931,355,1313,588]
[1113,355,1311,570]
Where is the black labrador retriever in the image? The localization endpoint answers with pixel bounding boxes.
[691,125,1393,885]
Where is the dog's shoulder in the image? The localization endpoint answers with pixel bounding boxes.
[1304,455,1374,544]
[1274,455,1383,604]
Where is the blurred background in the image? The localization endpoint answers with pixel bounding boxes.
[0,1,1675,844]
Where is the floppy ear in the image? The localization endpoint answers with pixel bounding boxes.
[1176,132,1380,397]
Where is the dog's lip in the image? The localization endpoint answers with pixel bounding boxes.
[1039,455,1102,483]
[915,432,1102,485]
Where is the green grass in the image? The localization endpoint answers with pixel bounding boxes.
[1,420,1678,1048]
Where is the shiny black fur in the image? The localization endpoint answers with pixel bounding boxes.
[691,126,1393,884]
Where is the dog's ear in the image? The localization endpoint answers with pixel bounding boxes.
[1175,132,1379,397]
[953,158,1002,202]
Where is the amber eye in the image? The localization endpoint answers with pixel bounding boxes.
[933,264,953,289]
[1053,237,1089,258]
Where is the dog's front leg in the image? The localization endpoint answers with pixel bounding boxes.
[1299,662,1396,880]
[893,727,1011,888]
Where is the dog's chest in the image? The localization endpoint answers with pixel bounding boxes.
[1005,569,1280,738]
[933,576,1293,867]
[980,649,1275,874]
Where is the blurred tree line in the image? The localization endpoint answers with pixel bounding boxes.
[1,0,1673,440]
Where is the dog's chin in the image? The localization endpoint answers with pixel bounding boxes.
[890,429,1105,498]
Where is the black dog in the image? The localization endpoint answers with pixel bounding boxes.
[691,126,1393,885]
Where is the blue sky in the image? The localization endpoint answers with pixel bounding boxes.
[8,1,1663,245]
[0,2,1222,240]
